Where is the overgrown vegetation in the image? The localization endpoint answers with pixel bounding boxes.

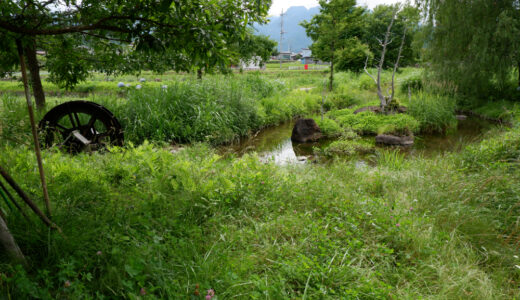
[1,64,519,298]
[1,120,519,298]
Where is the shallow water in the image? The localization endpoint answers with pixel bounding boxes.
[222,117,495,164]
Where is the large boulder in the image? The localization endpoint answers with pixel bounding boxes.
[291,119,323,143]
[375,134,414,146]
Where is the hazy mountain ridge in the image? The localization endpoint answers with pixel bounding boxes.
[253,6,320,53]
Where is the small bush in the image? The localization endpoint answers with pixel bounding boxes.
[400,74,423,93]
[318,138,375,157]
[334,39,373,73]
[326,93,360,110]
[358,75,376,90]
[315,117,342,137]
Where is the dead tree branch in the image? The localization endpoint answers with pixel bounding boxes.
[391,27,407,102]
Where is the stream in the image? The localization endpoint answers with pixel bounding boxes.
[221,116,495,165]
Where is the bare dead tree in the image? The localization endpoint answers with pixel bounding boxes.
[364,6,407,113]
[391,27,407,102]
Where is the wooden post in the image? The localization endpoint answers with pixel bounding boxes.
[15,40,52,217]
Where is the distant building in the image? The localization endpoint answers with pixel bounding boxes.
[300,48,314,64]
[277,51,292,61]
[231,56,266,70]
[301,48,312,58]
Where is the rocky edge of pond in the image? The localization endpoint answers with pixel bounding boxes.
[291,118,323,143]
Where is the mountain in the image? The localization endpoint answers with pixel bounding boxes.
[253,6,320,53]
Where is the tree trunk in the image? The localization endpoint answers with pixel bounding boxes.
[518,61,520,88]
[329,41,335,92]
[24,41,46,110]
[0,215,26,265]
[329,60,334,92]
[197,68,202,80]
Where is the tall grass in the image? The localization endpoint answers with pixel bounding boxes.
[1,125,520,298]
[0,74,324,146]
[407,92,457,133]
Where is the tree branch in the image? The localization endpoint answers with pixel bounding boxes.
[80,31,131,43]
[391,27,407,102]
[0,14,180,36]
[364,56,377,84]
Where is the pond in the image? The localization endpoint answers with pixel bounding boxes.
[221,116,496,165]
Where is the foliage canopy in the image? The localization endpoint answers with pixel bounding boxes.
[418,0,520,99]
[0,0,272,106]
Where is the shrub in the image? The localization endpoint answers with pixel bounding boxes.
[400,74,423,93]
[358,75,376,90]
[315,117,342,137]
[320,139,375,157]
[407,92,457,133]
[335,39,373,73]
[325,93,360,110]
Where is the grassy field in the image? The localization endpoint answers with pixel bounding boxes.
[1,67,520,298]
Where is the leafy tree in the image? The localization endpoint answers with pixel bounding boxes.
[418,0,520,99]
[0,0,271,109]
[335,37,372,73]
[301,0,365,91]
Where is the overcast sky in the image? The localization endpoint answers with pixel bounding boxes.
[268,0,403,15]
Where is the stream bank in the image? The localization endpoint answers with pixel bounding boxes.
[221,116,496,165]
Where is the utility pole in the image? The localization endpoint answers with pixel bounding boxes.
[279,9,286,69]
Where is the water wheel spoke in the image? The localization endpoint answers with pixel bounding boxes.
[55,123,68,132]
[67,112,77,128]
[83,116,97,136]
[73,112,82,128]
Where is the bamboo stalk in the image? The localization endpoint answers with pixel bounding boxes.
[15,39,52,217]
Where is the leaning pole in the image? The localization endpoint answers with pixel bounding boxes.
[15,39,52,217]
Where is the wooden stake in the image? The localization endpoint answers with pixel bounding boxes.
[15,39,52,217]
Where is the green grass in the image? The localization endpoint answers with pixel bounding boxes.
[1,122,520,298]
